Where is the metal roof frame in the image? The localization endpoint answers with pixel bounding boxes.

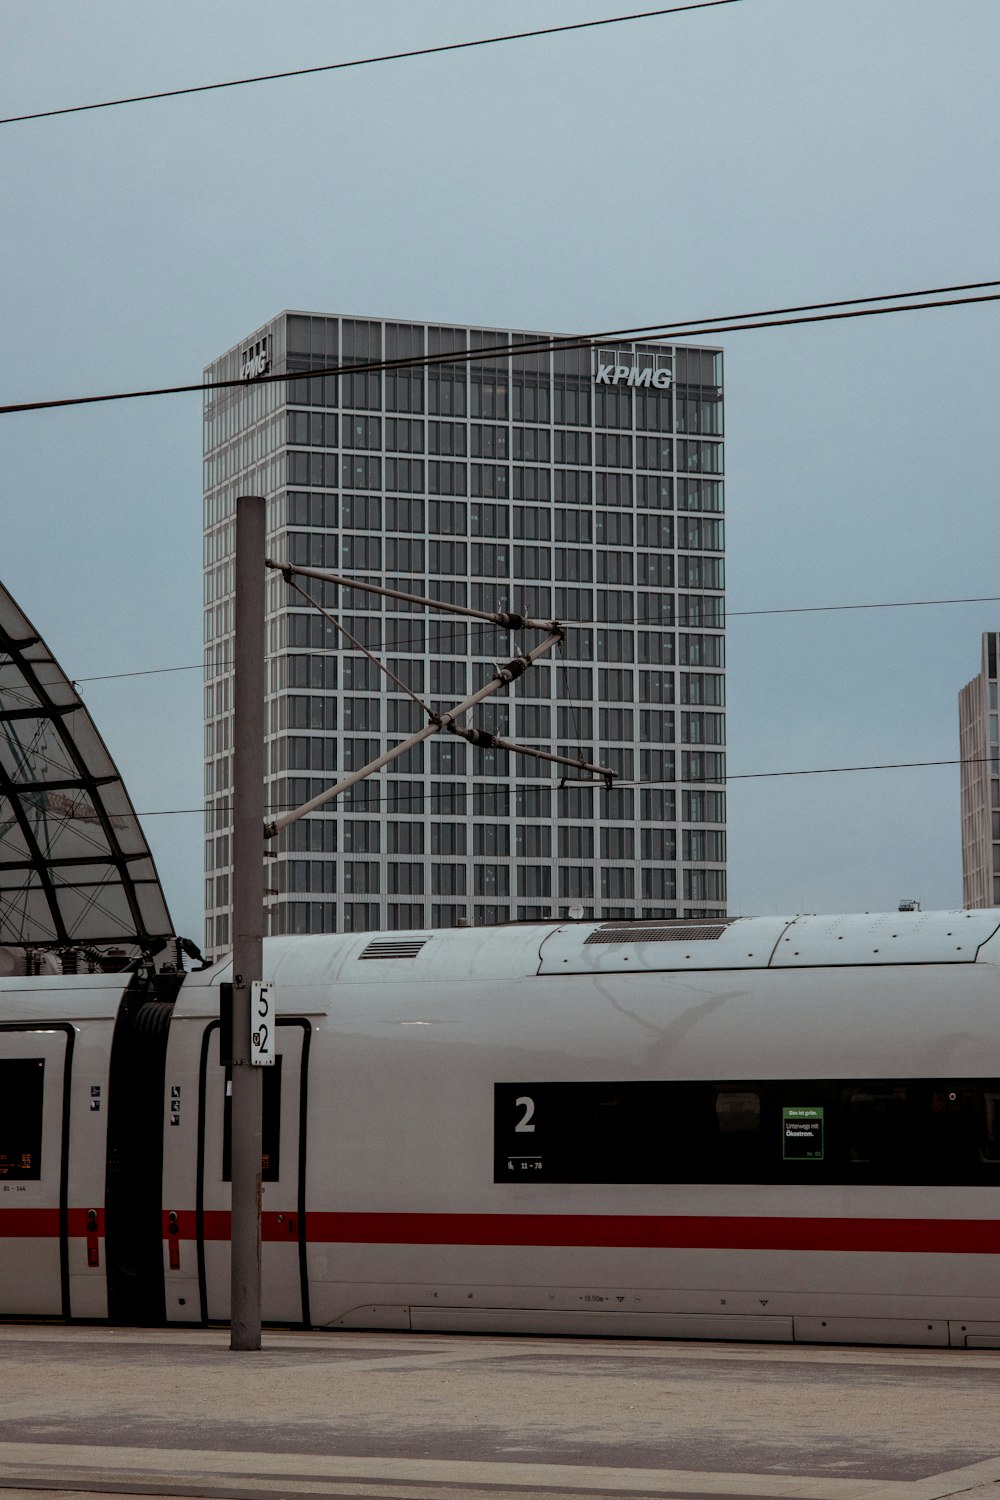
[0,580,175,955]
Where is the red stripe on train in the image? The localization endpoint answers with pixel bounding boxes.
[302,1212,1000,1254]
[0,1208,104,1237]
[4,1208,1000,1253]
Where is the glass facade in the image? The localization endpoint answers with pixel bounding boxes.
[202,313,726,954]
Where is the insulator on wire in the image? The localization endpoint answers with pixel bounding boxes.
[462,727,500,749]
[497,654,532,683]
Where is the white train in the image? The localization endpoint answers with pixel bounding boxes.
[3,909,1000,1348]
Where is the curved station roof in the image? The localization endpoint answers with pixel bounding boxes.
[0,580,175,959]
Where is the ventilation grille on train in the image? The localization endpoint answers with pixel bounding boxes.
[358,938,429,960]
[585,920,737,945]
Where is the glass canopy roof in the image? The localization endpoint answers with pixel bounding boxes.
[0,581,175,955]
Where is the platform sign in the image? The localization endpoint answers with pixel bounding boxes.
[783,1106,823,1160]
[250,981,276,1067]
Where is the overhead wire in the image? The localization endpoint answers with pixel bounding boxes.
[129,753,989,824]
[1,2,745,127]
[71,592,1000,683]
[4,281,1000,417]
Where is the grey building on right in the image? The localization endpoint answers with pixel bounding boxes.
[958,632,1000,907]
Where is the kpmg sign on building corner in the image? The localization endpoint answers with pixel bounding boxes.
[240,338,270,381]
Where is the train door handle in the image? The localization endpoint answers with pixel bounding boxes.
[86,1209,100,1268]
[276,1213,297,1236]
[167,1210,180,1270]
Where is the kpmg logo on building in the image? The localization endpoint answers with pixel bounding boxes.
[593,348,671,389]
[240,337,270,381]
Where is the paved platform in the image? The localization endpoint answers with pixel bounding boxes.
[1,1325,999,1500]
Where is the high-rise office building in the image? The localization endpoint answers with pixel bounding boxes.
[959,632,1000,907]
[202,313,726,955]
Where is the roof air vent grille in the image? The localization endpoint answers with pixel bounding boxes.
[358,938,428,961]
[586,920,737,945]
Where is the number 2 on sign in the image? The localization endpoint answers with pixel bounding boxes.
[250,981,276,1066]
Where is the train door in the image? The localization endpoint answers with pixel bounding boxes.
[0,1023,74,1317]
[197,1018,310,1326]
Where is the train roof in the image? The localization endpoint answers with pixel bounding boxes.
[176,909,1000,1005]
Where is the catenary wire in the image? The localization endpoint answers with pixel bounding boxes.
[0,3,745,127]
[71,593,1000,683]
[4,282,1000,417]
[131,756,988,822]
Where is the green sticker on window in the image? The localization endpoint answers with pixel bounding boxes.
[783,1106,824,1160]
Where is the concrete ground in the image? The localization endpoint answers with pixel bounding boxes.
[1,1325,999,1500]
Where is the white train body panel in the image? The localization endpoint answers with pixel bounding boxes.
[4,910,1000,1346]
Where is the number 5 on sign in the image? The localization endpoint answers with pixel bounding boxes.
[250,981,276,1066]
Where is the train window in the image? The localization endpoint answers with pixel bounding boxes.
[715,1090,760,1135]
[222,1056,282,1183]
[845,1086,911,1166]
[983,1093,1000,1162]
[0,1058,45,1180]
[926,1087,1000,1170]
[495,1079,1000,1186]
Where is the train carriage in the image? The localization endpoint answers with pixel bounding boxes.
[3,909,1000,1347]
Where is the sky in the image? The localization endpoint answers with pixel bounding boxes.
[2,0,999,944]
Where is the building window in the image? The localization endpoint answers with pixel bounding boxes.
[428,420,467,455]
[514,546,551,580]
[513,468,550,502]
[388,822,424,855]
[554,430,591,464]
[596,433,632,468]
[474,904,511,926]
[341,455,382,490]
[642,788,676,821]
[555,549,592,583]
[555,470,592,504]
[513,506,551,541]
[428,373,467,417]
[388,863,424,895]
[559,865,594,898]
[475,863,511,896]
[517,865,551,897]
[341,535,381,572]
[640,748,674,781]
[475,824,510,856]
[472,425,509,459]
[429,500,468,535]
[641,827,676,861]
[678,478,724,512]
[601,827,635,861]
[512,380,550,423]
[643,867,677,900]
[601,867,635,900]
[385,458,425,494]
[343,820,380,853]
[387,903,425,928]
[432,863,467,895]
[429,539,467,574]
[343,902,380,931]
[386,417,424,453]
[385,371,424,413]
[431,739,466,774]
[559,826,595,860]
[385,537,424,573]
[470,465,509,499]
